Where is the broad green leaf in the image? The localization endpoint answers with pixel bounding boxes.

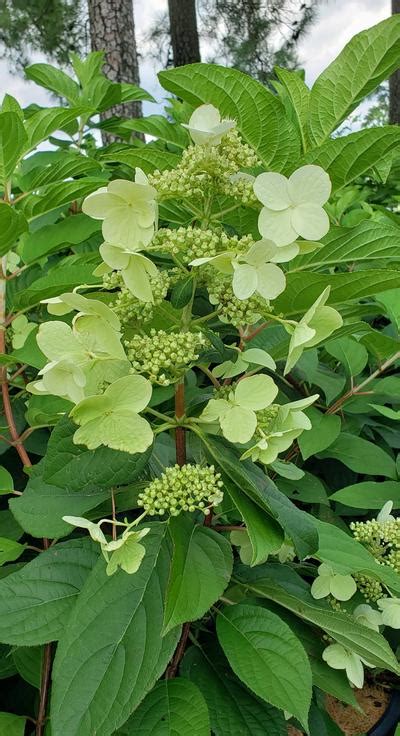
[202,435,318,558]
[11,261,101,310]
[182,644,286,736]
[159,63,300,173]
[163,515,233,634]
[171,275,195,308]
[0,538,25,566]
[0,713,26,736]
[20,177,107,220]
[20,213,101,263]
[274,67,309,150]
[24,107,88,150]
[216,603,312,730]
[0,644,17,679]
[236,564,400,673]
[291,220,400,271]
[224,479,283,565]
[278,471,329,506]
[9,466,109,538]
[120,82,156,103]
[12,646,43,688]
[275,270,400,317]
[0,111,27,184]
[0,538,98,645]
[117,678,210,736]
[43,417,152,491]
[330,481,400,509]
[100,147,181,173]
[51,525,180,736]
[307,16,400,144]
[319,433,396,478]
[25,63,80,104]
[121,114,190,148]
[0,202,28,256]
[303,126,400,191]
[298,410,341,460]
[325,337,368,377]
[21,152,101,190]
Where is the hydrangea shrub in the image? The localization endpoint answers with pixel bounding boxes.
[0,17,400,736]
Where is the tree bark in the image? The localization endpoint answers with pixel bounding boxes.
[88,0,142,124]
[389,0,400,124]
[167,0,201,66]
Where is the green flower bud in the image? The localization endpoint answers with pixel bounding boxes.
[137,464,224,517]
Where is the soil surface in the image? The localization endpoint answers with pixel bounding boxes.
[287,684,390,736]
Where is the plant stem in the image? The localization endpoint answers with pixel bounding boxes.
[174,379,186,466]
[165,623,191,679]
[36,643,53,736]
[326,351,400,415]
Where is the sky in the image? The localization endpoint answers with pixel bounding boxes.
[0,0,391,116]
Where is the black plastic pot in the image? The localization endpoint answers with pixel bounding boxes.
[368,690,400,736]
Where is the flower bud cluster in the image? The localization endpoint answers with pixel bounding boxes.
[208,273,268,326]
[126,329,208,385]
[354,574,383,603]
[137,463,224,516]
[148,130,258,203]
[104,271,170,326]
[152,227,254,265]
[256,405,281,434]
[219,175,258,205]
[351,517,400,572]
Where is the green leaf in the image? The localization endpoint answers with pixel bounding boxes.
[171,275,195,308]
[159,63,300,173]
[0,466,13,495]
[25,63,80,104]
[216,603,312,730]
[0,111,27,184]
[319,432,397,478]
[307,15,400,144]
[12,261,101,310]
[236,564,400,674]
[0,538,98,645]
[274,68,309,149]
[116,678,210,736]
[291,220,400,272]
[9,466,109,539]
[325,337,368,377]
[12,645,43,688]
[0,713,26,736]
[100,147,181,173]
[224,479,283,565]
[20,213,100,264]
[278,471,329,506]
[303,126,400,191]
[330,481,400,508]
[0,538,25,566]
[182,644,286,736]
[163,516,232,634]
[23,107,88,150]
[275,270,400,317]
[51,525,180,736]
[202,435,317,558]
[20,177,106,220]
[42,417,152,492]
[298,410,341,460]
[0,202,28,256]
[122,114,190,148]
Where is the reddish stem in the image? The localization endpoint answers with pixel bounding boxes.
[36,643,53,736]
[165,623,191,679]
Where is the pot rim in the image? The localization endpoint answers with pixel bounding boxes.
[368,689,400,736]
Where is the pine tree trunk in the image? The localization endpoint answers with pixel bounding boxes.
[88,0,142,127]
[389,0,400,124]
[167,0,201,66]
